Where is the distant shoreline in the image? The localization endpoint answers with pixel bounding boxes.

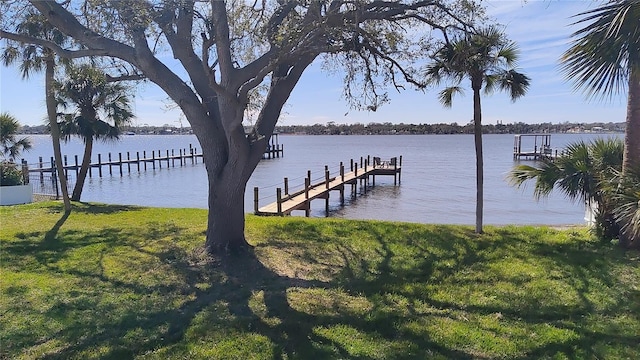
[19,120,625,136]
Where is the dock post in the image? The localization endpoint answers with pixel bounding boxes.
[284,177,289,195]
[167,150,171,167]
[127,152,131,173]
[74,155,79,177]
[304,178,311,217]
[190,145,195,164]
[364,158,368,193]
[51,158,59,199]
[325,166,331,214]
[179,149,183,166]
[276,188,282,215]
[254,187,259,213]
[339,162,345,205]
[98,154,103,177]
[118,153,123,176]
[152,151,156,169]
[325,194,329,217]
[325,166,330,189]
[108,153,113,176]
[307,170,311,184]
[21,160,29,185]
[350,158,354,171]
[38,157,44,183]
[158,150,162,169]
[398,155,402,184]
[137,152,141,172]
[360,157,364,189]
[354,163,358,196]
[63,155,68,178]
[393,157,397,185]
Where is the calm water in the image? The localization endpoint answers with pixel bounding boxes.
[20,133,620,225]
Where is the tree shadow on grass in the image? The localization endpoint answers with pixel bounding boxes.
[3,217,639,359]
[44,210,70,241]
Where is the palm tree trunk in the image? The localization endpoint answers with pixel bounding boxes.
[619,67,640,249]
[473,85,484,234]
[622,67,640,174]
[45,54,71,213]
[71,136,92,201]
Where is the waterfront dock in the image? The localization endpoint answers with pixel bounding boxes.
[24,135,284,180]
[263,133,284,159]
[254,156,401,217]
[25,144,205,179]
[513,134,557,160]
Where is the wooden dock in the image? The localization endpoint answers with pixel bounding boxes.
[263,133,284,159]
[513,134,557,160]
[25,144,206,179]
[254,155,402,217]
[23,135,285,180]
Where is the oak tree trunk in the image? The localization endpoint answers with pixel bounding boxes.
[195,115,265,254]
[204,172,250,254]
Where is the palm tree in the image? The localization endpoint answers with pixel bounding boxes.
[2,12,72,212]
[561,1,640,248]
[0,112,31,161]
[612,168,640,244]
[561,0,640,176]
[55,64,135,201]
[509,138,624,240]
[424,26,530,233]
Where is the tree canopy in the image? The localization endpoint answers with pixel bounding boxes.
[1,0,481,253]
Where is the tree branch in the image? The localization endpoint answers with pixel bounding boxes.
[105,73,146,82]
[0,30,109,59]
[211,0,234,83]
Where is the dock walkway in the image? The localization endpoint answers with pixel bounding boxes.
[254,156,401,217]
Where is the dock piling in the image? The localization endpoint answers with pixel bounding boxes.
[254,187,259,213]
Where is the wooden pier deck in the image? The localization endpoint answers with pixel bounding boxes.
[254,156,401,217]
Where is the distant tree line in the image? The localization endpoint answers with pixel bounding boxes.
[274,121,625,135]
[20,121,624,136]
[18,124,192,135]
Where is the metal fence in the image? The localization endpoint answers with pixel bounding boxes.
[26,165,76,200]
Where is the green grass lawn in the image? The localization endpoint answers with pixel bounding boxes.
[1,202,639,359]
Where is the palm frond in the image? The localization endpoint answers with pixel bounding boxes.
[561,0,640,100]
[613,167,640,240]
[438,87,464,108]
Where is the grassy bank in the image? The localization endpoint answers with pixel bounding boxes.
[1,202,639,359]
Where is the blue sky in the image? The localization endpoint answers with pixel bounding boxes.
[0,1,626,127]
